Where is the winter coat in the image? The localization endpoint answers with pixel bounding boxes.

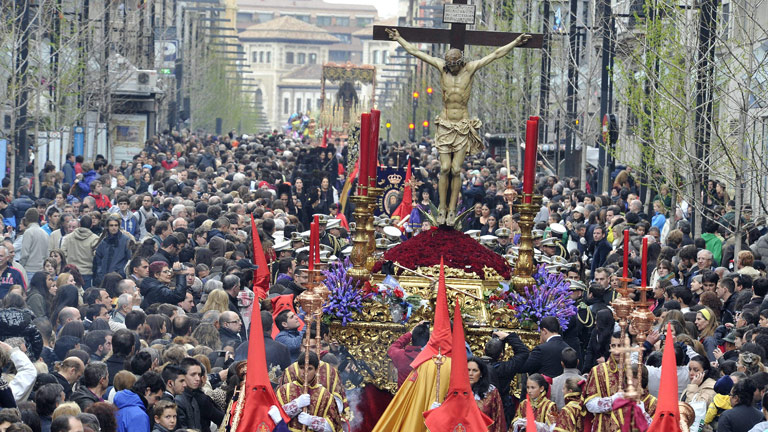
[140,274,187,310]
[174,390,202,430]
[75,170,100,199]
[681,377,717,407]
[114,390,150,432]
[0,307,43,359]
[61,227,100,275]
[70,384,102,411]
[9,195,34,225]
[751,233,768,260]
[21,222,49,272]
[93,232,132,286]
[62,161,76,186]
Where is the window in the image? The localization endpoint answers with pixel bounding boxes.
[297,53,306,64]
[266,52,271,63]
[372,50,380,64]
[308,53,317,64]
[317,98,323,109]
[296,98,302,113]
[256,89,263,105]
[356,17,373,27]
[381,50,387,64]
[329,50,351,62]
[283,97,289,114]
[287,14,310,23]
[316,16,333,26]
[332,33,351,43]
[334,17,349,26]
[286,52,294,64]
[306,98,312,112]
[252,52,259,63]
[259,52,264,63]
[722,2,730,40]
[237,12,254,23]
[256,12,273,23]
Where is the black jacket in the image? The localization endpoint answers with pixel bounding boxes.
[148,249,177,267]
[52,371,73,400]
[175,390,202,430]
[10,195,35,223]
[0,308,43,360]
[234,335,291,381]
[522,335,572,377]
[106,355,128,386]
[219,327,243,350]
[716,404,764,432]
[70,385,101,410]
[190,388,224,432]
[487,333,530,394]
[140,274,187,309]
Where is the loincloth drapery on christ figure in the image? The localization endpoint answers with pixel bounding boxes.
[434,116,484,156]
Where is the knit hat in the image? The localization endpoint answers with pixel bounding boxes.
[714,376,734,395]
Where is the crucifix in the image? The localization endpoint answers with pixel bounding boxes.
[373,0,543,226]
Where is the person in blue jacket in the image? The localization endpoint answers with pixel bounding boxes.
[114,371,165,432]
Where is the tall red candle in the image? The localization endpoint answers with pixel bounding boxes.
[358,113,371,196]
[369,110,381,188]
[312,215,321,264]
[622,229,629,278]
[523,116,539,204]
[641,236,648,287]
[308,221,316,271]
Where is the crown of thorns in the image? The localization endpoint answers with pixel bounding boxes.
[444,51,465,67]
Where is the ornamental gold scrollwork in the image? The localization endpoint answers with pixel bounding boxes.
[330,320,540,394]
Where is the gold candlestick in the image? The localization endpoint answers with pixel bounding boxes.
[348,192,373,281]
[511,193,542,293]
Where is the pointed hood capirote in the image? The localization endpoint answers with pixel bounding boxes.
[423,298,493,432]
[410,257,452,370]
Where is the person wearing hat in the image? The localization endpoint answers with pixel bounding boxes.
[561,279,592,367]
[290,231,305,250]
[273,239,293,260]
[315,214,342,257]
[540,237,559,258]
[495,228,511,255]
[714,331,740,363]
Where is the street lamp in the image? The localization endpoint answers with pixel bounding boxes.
[385,120,391,142]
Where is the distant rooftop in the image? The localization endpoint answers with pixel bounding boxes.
[239,16,341,43]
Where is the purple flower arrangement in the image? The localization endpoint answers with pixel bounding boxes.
[508,264,577,330]
[322,258,372,326]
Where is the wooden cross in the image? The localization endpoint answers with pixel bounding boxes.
[372,0,543,51]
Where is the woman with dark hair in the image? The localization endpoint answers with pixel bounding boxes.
[717,378,763,432]
[194,247,214,269]
[50,284,80,325]
[27,272,55,318]
[681,355,717,407]
[480,212,499,236]
[100,272,124,299]
[144,314,168,344]
[133,239,158,261]
[466,356,505,432]
[513,373,555,427]
[57,320,85,340]
[584,309,616,371]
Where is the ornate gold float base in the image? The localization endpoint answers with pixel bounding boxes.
[330,320,539,394]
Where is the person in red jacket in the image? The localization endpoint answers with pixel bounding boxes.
[88,180,112,210]
[387,320,430,387]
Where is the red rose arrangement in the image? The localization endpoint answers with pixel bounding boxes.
[371,227,512,279]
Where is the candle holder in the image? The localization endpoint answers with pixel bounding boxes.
[366,186,384,257]
[348,193,373,282]
[511,193,542,293]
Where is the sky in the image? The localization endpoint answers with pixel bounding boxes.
[326,0,399,18]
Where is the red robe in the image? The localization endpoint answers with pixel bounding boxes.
[584,357,625,432]
[514,394,556,425]
[555,392,586,432]
[280,361,350,422]
[476,386,506,432]
[276,379,342,432]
